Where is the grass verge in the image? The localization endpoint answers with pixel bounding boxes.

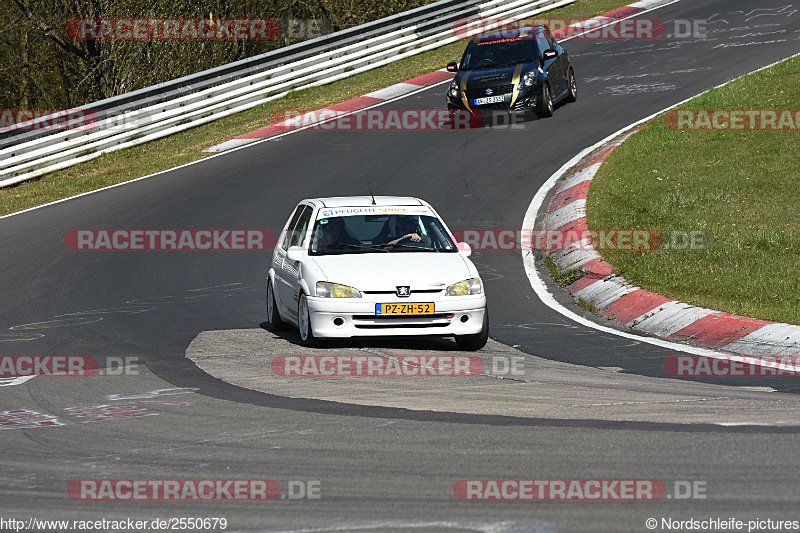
[1,0,633,216]
[576,298,598,314]
[545,255,586,287]
[587,55,800,324]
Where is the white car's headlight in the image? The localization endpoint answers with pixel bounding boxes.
[316,281,362,298]
[446,278,483,296]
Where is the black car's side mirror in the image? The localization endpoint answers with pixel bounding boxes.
[446,62,459,72]
[542,49,558,60]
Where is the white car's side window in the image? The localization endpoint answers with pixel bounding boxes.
[288,206,313,248]
[281,205,306,250]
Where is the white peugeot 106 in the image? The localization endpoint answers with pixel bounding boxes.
[267,196,488,350]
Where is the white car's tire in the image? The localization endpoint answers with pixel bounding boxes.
[298,293,319,347]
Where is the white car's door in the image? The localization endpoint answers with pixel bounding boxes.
[276,205,313,319]
[274,205,303,316]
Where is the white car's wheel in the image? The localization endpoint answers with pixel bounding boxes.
[298,293,318,346]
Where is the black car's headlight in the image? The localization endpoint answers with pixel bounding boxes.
[446,278,483,296]
[522,67,547,88]
[448,81,460,98]
[522,71,538,88]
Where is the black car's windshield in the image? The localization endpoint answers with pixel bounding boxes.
[309,214,458,255]
[460,36,538,70]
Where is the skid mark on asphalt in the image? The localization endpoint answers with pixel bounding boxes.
[9,317,104,329]
[603,82,677,95]
[0,333,44,342]
[105,387,199,401]
[1,282,256,344]
[0,401,191,431]
[493,323,644,347]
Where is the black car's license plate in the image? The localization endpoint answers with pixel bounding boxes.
[473,95,505,105]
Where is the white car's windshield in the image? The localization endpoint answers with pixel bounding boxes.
[309,214,458,255]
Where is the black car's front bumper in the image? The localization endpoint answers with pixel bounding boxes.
[447,83,541,112]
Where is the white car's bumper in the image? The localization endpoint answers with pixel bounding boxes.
[306,294,486,338]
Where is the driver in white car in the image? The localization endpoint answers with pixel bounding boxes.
[383,215,426,246]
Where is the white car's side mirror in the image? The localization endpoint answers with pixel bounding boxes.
[286,246,304,262]
[456,242,472,257]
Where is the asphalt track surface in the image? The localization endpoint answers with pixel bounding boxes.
[2,0,800,531]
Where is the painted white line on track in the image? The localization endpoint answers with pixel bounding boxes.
[364,82,423,100]
[558,0,682,42]
[3,0,798,358]
[521,35,800,355]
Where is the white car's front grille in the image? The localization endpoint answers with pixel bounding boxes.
[351,313,453,329]
[362,289,443,295]
[353,321,450,329]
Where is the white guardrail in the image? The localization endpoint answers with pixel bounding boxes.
[0,0,574,188]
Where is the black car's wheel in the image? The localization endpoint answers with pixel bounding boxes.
[455,308,489,351]
[266,279,285,331]
[536,82,554,118]
[297,292,318,347]
[565,67,577,103]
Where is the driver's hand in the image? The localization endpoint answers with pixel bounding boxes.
[407,233,422,242]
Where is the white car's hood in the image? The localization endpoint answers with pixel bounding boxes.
[310,252,474,291]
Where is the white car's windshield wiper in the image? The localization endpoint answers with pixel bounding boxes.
[325,243,390,253]
[386,243,440,252]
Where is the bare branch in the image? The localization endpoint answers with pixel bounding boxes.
[11,0,89,59]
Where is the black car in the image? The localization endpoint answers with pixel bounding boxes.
[446,25,576,118]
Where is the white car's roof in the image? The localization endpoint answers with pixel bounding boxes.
[310,196,427,208]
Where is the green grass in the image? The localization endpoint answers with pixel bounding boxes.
[0,0,633,215]
[587,55,800,324]
[577,298,598,313]
[545,255,585,287]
